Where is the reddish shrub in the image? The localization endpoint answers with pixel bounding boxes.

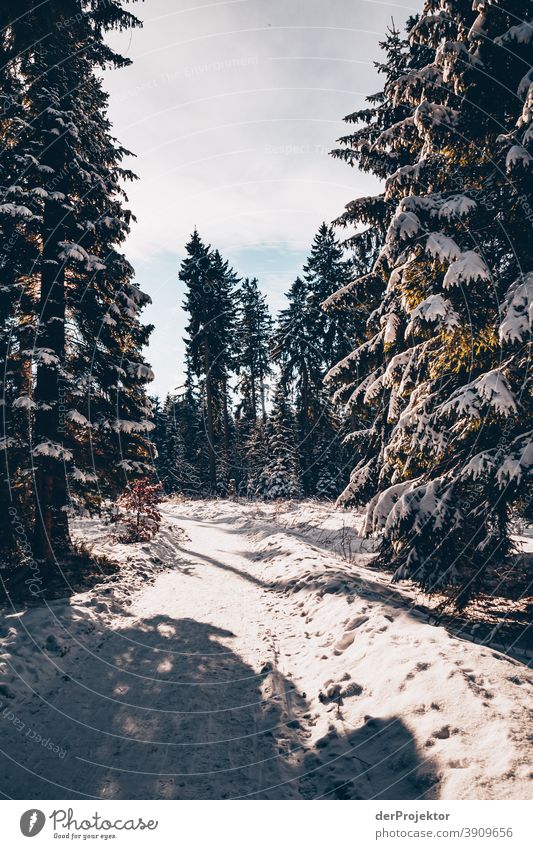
[117,479,163,543]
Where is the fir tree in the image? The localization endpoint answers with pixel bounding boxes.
[152,395,177,493]
[324,20,428,507]
[231,277,273,492]
[180,234,239,493]
[0,27,38,551]
[273,276,320,492]
[180,232,217,489]
[209,249,240,491]
[309,392,349,500]
[153,389,206,496]
[179,372,209,494]
[1,1,155,562]
[327,3,533,606]
[244,419,269,497]
[255,384,302,500]
[274,225,354,495]
[235,277,272,424]
[303,222,354,364]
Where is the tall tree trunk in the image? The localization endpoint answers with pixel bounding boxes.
[250,365,257,422]
[0,451,14,552]
[222,376,230,453]
[259,365,267,422]
[32,196,71,560]
[301,366,311,494]
[204,346,217,491]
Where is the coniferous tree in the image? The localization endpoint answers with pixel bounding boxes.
[273,225,355,495]
[160,394,203,495]
[0,27,38,551]
[152,395,176,492]
[327,3,532,606]
[302,224,356,493]
[244,419,269,497]
[1,1,155,563]
[309,393,348,500]
[180,232,217,489]
[273,276,320,492]
[255,384,302,500]
[324,21,427,507]
[209,249,240,491]
[304,222,354,364]
[232,277,272,491]
[180,233,240,493]
[181,371,210,493]
[236,277,272,424]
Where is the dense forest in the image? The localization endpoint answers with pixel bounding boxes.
[151,222,356,501]
[0,0,531,610]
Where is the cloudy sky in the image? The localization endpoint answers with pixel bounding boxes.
[104,0,418,396]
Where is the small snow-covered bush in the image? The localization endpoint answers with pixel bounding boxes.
[117,479,163,543]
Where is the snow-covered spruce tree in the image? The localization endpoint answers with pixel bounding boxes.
[244,418,269,497]
[255,383,303,500]
[232,276,272,491]
[235,277,272,424]
[273,226,355,495]
[324,21,428,507]
[180,233,240,493]
[326,3,532,606]
[311,394,349,500]
[302,224,357,493]
[304,222,355,364]
[0,24,40,551]
[272,276,321,493]
[208,248,240,493]
[180,369,211,493]
[180,232,217,489]
[2,1,155,561]
[331,20,431,272]
[152,395,177,493]
[154,392,204,496]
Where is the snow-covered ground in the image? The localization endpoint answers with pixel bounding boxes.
[0,499,531,799]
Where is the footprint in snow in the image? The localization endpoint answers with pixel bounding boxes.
[44,635,69,657]
[0,683,15,700]
[334,632,355,654]
[432,725,451,739]
[406,661,431,680]
[344,615,369,631]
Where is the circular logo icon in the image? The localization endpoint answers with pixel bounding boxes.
[20,810,46,837]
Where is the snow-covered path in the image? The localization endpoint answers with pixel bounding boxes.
[0,500,531,799]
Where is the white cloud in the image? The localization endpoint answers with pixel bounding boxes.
[102,0,406,393]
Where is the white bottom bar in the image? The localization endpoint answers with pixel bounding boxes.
[2,799,531,848]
